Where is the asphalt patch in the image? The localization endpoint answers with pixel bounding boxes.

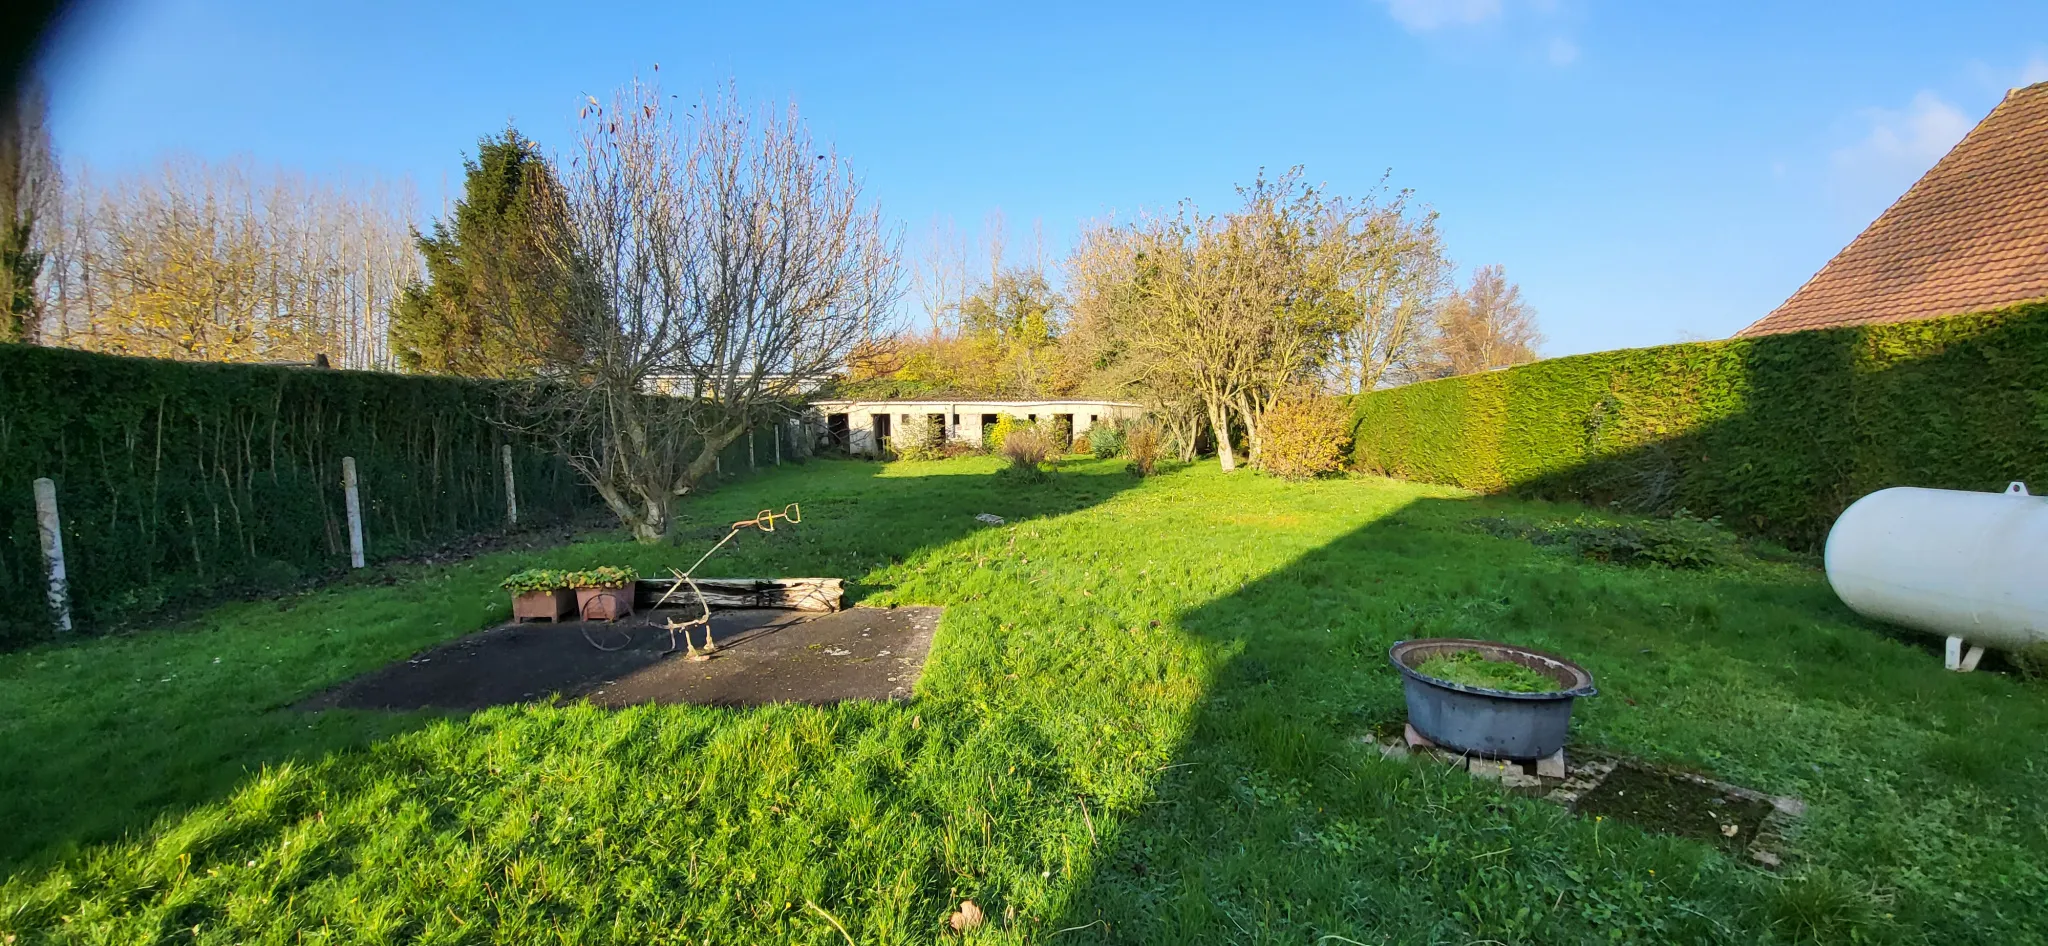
[300,606,941,711]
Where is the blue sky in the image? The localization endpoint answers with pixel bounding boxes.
[35,0,2048,356]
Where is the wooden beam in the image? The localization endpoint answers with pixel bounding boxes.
[635,577,844,612]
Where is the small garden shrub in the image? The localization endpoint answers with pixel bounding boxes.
[1047,415,1074,452]
[1260,392,1351,479]
[1125,420,1163,476]
[987,413,1026,453]
[1087,422,1126,459]
[2012,642,2048,681]
[1474,513,1742,569]
[890,414,948,461]
[1000,427,1055,468]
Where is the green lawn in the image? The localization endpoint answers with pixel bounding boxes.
[2,457,2043,944]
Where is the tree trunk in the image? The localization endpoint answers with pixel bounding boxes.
[1208,399,1236,472]
[1235,394,1263,470]
[590,478,669,544]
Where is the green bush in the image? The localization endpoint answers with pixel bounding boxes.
[1087,422,1125,458]
[2011,642,2048,682]
[1259,392,1351,479]
[1352,302,2048,549]
[986,413,1029,453]
[888,414,947,461]
[0,345,597,645]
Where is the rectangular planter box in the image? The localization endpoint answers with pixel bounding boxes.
[512,588,573,622]
[575,586,634,622]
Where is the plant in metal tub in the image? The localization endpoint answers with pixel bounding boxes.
[1390,638,1597,760]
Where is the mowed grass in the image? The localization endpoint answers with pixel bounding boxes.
[2,457,2045,944]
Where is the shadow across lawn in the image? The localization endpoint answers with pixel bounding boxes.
[0,456,1141,876]
[1046,493,2048,945]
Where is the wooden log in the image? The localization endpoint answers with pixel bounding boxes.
[635,577,844,612]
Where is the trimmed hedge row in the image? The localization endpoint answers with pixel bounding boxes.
[0,345,598,646]
[1350,302,2048,549]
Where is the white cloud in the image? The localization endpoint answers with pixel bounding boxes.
[1830,91,1973,209]
[2022,55,2048,86]
[1376,1,1579,67]
[1379,0,1503,32]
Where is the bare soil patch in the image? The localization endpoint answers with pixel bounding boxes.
[1571,761,1779,855]
[299,605,941,711]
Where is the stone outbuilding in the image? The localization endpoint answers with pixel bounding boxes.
[808,398,1141,455]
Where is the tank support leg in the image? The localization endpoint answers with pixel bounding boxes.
[1944,636,1985,672]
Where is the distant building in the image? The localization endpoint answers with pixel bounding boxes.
[808,398,1141,455]
[1737,81,2048,337]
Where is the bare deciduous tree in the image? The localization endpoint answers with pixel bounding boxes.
[1321,185,1451,393]
[1431,263,1541,376]
[912,216,969,338]
[41,156,419,367]
[514,79,898,543]
[1065,171,1336,472]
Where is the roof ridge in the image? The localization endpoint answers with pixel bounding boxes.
[1737,79,2048,337]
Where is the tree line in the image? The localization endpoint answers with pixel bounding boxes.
[859,171,1540,470]
[2,85,419,366]
[0,72,1538,527]
[0,75,899,543]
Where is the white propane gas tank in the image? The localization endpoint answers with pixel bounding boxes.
[1824,482,2048,653]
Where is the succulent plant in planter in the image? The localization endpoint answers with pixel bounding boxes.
[502,568,574,622]
[567,566,640,621]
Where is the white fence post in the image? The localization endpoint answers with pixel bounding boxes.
[32,478,71,633]
[775,422,783,466]
[342,456,365,569]
[749,428,757,469]
[501,444,519,527]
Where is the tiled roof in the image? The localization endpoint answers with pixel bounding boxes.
[1737,81,2048,337]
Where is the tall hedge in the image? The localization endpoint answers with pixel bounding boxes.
[1350,302,2048,548]
[0,345,597,646]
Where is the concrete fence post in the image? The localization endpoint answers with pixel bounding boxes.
[33,477,72,633]
[342,456,365,569]
[775,422,783,466]
[749,428,757,469]
[501,444,519,527]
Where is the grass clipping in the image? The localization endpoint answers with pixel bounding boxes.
[1413,651,1562,693]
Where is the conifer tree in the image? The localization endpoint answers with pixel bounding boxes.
[391,128,581,375]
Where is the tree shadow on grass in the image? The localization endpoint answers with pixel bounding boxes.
[0,456,1142,879]
[1047,493,2048,944]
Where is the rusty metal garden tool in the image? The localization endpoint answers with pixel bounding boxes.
[648,503,802,658]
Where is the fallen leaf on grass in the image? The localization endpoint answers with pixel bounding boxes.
[948,900,985,931]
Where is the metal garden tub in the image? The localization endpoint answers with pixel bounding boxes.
[1390,638,1597,760]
